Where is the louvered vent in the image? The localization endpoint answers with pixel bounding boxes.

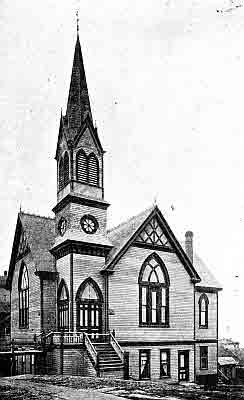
[63,152,69,186]
[59,158,64,190]
[76,150,88,182]
[88,154,99,186]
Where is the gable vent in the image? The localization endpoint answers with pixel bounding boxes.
[63,152,69,186]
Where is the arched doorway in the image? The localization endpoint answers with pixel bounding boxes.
[76,278,103,334]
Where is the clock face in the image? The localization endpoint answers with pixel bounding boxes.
[58,218,67,236]
[80,215,98,234]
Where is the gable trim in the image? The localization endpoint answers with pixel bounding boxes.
[104,206,201,283]
[74,116,104,154]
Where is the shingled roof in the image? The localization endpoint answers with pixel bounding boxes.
[8,212,56,286]
[19,213,55,272]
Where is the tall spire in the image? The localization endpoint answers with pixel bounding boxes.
[66,30,93,129]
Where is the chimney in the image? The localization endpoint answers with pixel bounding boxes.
[185,231,193,263]
[4,271,7,276]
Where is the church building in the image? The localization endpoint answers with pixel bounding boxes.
[6,30,222,383]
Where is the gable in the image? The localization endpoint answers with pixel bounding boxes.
[134,216,173,250]
[76,127,97,150]
[103,206,201,284]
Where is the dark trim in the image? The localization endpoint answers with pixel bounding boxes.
[34,271,58,281]
[196,286,222,293]
[50,239,112,259]
[119,339,217,347]
[70,253,74,331]
[52,193,110,214]
[160,349,171,378]
[139,349,151,380]
[133,242,175,253]
[193,284,196,383]
[199,293,209,329]
[104,206,201,283]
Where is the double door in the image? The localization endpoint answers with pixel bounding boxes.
[78,301,102,335]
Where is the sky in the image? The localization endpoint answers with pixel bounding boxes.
[0,0,244,343]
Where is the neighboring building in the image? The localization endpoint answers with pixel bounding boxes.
[6,31,222,383]
[218,356,238,383]
[220,338,240,352]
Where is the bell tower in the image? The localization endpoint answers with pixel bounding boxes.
[51,29,112,332]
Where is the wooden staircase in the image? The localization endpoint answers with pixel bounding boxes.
[94,342,124,372]
[84,332,124,378]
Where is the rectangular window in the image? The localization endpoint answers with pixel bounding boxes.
[141,287,147,323]
[200,346,208,370]
[139,349,150,379]
[160,350,170,378]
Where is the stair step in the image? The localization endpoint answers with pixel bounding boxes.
[100,364,124,371]
[99,358,122,364]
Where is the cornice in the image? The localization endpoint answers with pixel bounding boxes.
[50,239,112,260]
[53,193,110,214]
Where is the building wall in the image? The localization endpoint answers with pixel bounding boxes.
[195,342,217,376]
[42,279,57,332]
[109,246,195,342]
[123,344,195,381]
[11,253,41,343]
[195,291,217,340]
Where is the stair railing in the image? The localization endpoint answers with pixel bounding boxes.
[218,367,231,384]
[83,332,98,368]
[110,332,124,363]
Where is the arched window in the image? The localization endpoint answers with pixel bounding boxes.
[19,263,29,328]
[88,153,99,186]
[76,150,88,183]
[63,152,69,187]
[57,280,69,330]
[199,293,209,328]
[59,158,64,190]
[76,278,103,333]
[138,253,169,327]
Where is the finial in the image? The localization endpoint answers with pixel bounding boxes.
[153,195,157,206]
[76,10,79,36]
[19,203,22,213]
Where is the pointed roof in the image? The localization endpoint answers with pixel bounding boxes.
[7,212,56,287]
[66,35,92,129]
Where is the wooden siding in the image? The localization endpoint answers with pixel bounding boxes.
[122,344,194,381]
[195,343,217,375]
[195,292,217,340]
[56,255,70,329]
[42,280,57,332]
[108,247,194,342]
[73,253,105,329]
[11,253,41,343]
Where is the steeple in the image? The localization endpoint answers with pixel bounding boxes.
[66,34,93,129]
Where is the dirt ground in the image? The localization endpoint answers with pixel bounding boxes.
[0,375,244,400]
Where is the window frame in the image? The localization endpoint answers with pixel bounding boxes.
[76,149,88,183]
[138,253,170,327]
[199,293,209,329]
[87,153,99,187]
[200,346,208,370]
[139,349,151,380]
[18,263,29,329]
[57,279,69,331]
[160,349,171,378]
[63,151,70,187]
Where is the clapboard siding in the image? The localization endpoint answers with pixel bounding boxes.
[11,253,41,343]
[73,254,105,329]
[195,292,217,340]
[42,280,57,332]
[195,343,217,375]
[122,344,194,381]
[108,247,194,341]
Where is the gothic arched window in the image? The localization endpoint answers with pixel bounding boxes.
[138,253,169,327]
[199,293,209,328]
[57,279,69,330]
[63,152,69,187]
[88,153,99,186]
[76,149,88,183]
[59,158,64,190]
[76,278,103,333]
[19,263,29,328]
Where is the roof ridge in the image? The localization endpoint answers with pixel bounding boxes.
[107,205,154,234]
[20,211,54,221]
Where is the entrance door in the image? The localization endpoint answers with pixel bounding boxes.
[79,301,102,334]
[76,278,103,336]
[178,351,189,382]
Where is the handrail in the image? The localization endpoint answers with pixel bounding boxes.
[110,332,124,362]
[84,332,98,367]
[218,368,231,383]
